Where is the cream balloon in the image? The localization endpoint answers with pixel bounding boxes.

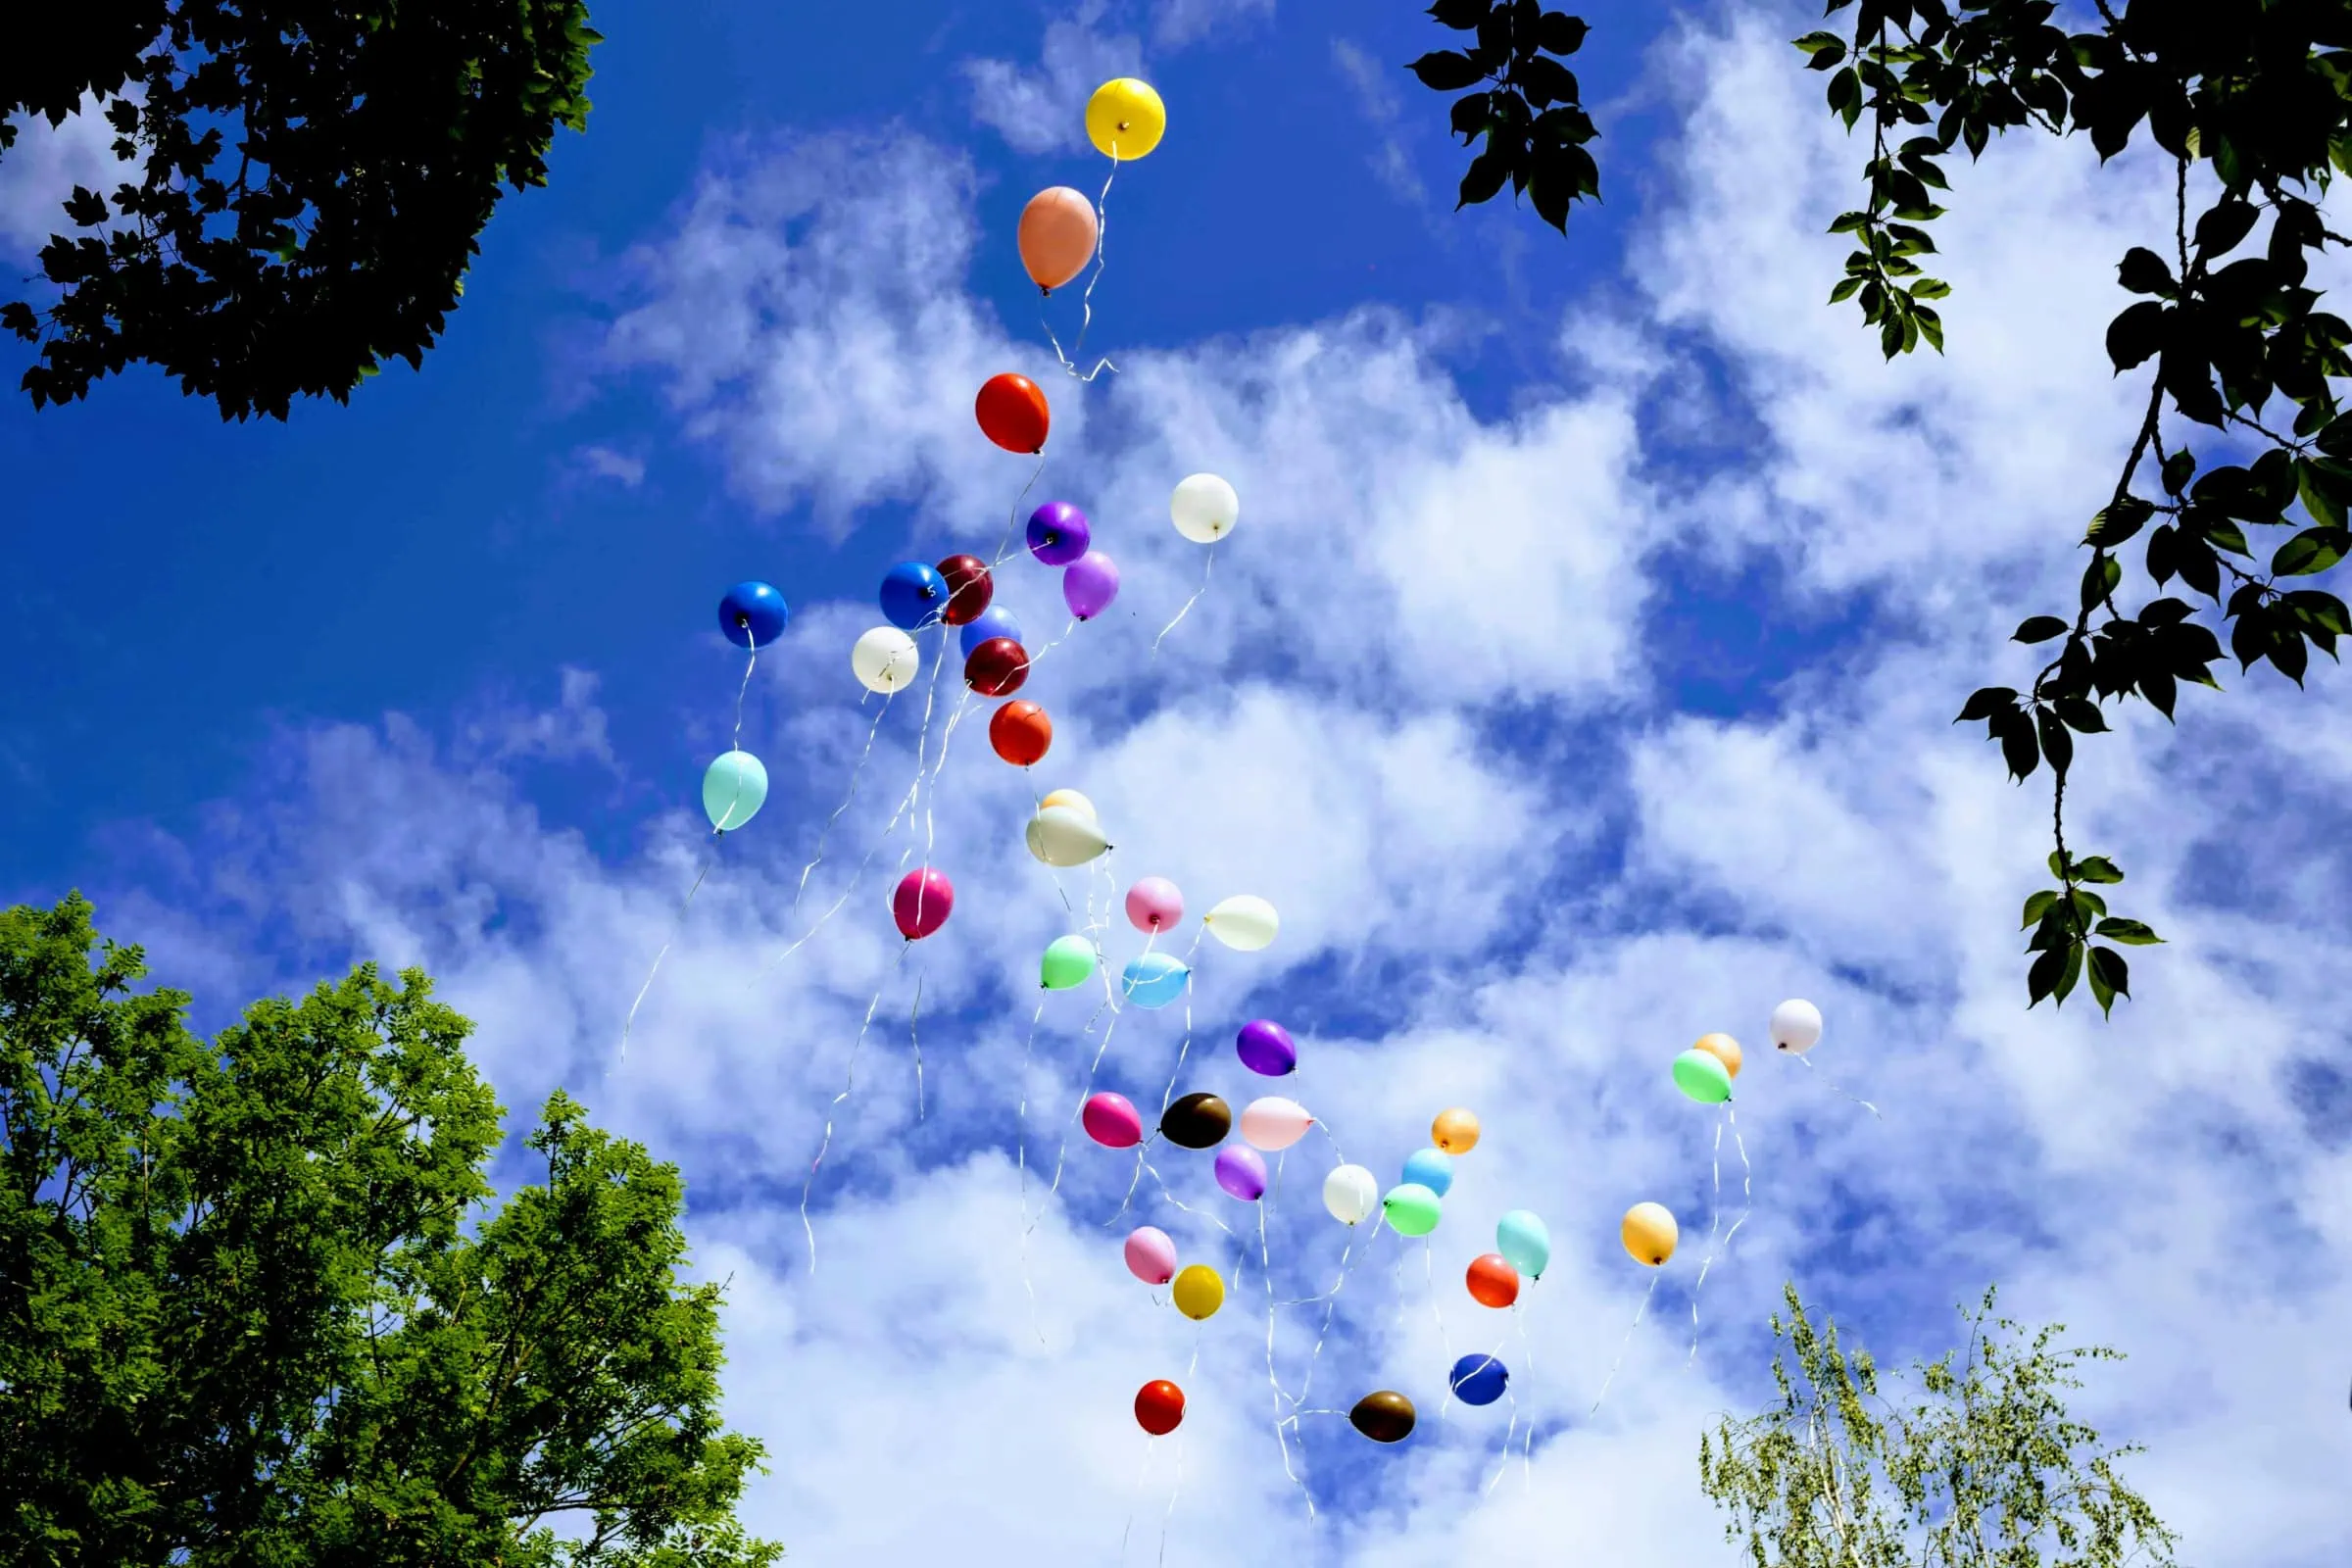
[1038,788,1098,823]
[1770,998,1824,1054]
[1322,1163,1379,1226]
[1169,473,1239,544]
[851,626,921,694]
[1238,1097,1312,1152]
[1026,806,1110,867]
[1203,894,1279,952]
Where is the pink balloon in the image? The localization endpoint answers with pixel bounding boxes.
[1083,1092,1144,1149]
[1238,1097,1313,1152]
[1125,876,1185,934]
[1124,1225,1178,1285]
[892,867,954,941]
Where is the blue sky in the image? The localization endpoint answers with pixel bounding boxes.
[5,2,2351,1563]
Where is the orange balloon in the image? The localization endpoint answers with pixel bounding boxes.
[1465,1252,1520,1308]
[1432,1107,1481,1154]
[976,372,1051,454]
[990,700,1053,766]
[1018,186,1099,293]
[1694,1032,1742,1080]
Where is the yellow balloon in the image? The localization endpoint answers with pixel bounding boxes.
[1622,1201,1679,1267]
[1039,788,1097,822]
[1694,1032,1743,1080]
[1432,1107,1481,1154]
[1172,1262,1224,1320]
[1086,77,1166,161]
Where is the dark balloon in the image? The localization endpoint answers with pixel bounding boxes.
[1235,1019,1298,1077]
[1026,500,1092,565]
[1350,1391,1417,1444]
[935,554,995,625]
[1134,1379,1185,1436]
[1159,1092,1232,1150]
[963,636,1031,697]
[1448,1354,1509,1407]
[879,561,948,631]
[718,581,790,649]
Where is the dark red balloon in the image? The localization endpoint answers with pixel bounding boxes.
[989,700,1053,765]
[1135,1379,1186,1437]
[936,554,994,626]
[976,372,1051,454]
[963,636,1030,697]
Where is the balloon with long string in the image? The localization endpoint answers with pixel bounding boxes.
[1154,472,1238,654]
[1040,76,1165,386]
[1592,1201,1679,1415]
[1773,996,1881,1115]
[1680,1032,1753,1364]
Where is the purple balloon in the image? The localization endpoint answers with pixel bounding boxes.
[1214,1144,1268,1202]
[1063,550,1120,620]
[1236,1019,1298,1077]
[1027,501,1092,566]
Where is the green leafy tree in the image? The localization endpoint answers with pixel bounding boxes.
[1699,1283,2179,1568]
[0,0,601,419]
[0,893,779,1567]
[1413,1,2352,1014]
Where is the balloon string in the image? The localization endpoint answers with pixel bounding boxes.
[908,970,926,1123]
[1044,993,1118,1201]
[1517,1290,1539,1488]
[1136,1153,1235,1241]
[1151,540,1215,657]
[1690,1112,1726,1366]
[1044,153,1120,382]
[1015,997,1051,1348]
[1591,1272,1662,1416]
[1024,614,1083,669]
[1478,1297,1530,1498]
[1158,1427,1184,1568]
[1426,1238,1460,1424]
[1259,1192,1311,1513]
[800,943,912,1275]
[1794,1053,1883,1117]
[612,847,715,1066]
[728,643,760,752]
[750,702,897,982]
[992,451,1052,567]
[1689,1106,1755,1366]
[1116,1437,1156,1568]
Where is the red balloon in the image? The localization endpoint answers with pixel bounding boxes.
[963,636,1030,697]
[976,372,1051,454]
[1134,1379,1185,1437]
[989,700,1053,765]
[935,554,994,626]
[892,867,954,941]
[1466,1252,1521,1309]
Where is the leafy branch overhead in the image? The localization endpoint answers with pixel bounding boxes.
[1408,0,1598,232]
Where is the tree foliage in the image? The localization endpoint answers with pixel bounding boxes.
[0,893,779,1568]
[0,0,601,419]
[1413,1,2352,1014]
[1699,1283,2178,1568]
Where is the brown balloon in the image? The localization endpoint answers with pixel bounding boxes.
[963,636,1031,697]
[1349,1391,1416,1444]
[1159,1092,1231,1150]
[935,554,994,626]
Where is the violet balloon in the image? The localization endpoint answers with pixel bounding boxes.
[1124,1226,1178,1285]
[1063,550,1120,620]
[1214,1145,1268,1202]
[1026,501,1092,566]
[1236,1019,1298,1077]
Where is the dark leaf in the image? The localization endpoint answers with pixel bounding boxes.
[2093,917,2164,946]
[2074,857,2124,884]
[2272,527,2349,576]
[1429,0,1491,26]
[1513,55,1580,108]
[2116,246,2173,296]
[1536,11,1589,54]
[1957,685,2018,722]
[2085,946,2131,1014]
[1457,148,1514,208]
[1828,69,1862,130]
[1410,50,1491,91]
[2086,498,2151,548]
[2026,942,2070,1006]
[2160,448,2196,496]
[2105,301,2168,370]
[2022,890,2059,929]
[2013,615,2070,644]
[2035,705,2074,774]
[2192,199,2259,260]
[1997,710,2040,780]
[2056,696,2108,733]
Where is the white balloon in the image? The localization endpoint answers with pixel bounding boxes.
[1037,788,1098,823]
[1239,1097,1313,1152]
[1203,894,1279,952]
[1322,1163,1380,1226]
[1026,806,1110,867]
[1170,472,1240,544]
[1770,998,1823,1054]
[851,626,921,694]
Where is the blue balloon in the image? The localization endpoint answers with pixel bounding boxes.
[959,604,1023,658]
[1448,1353,1509,1407]
[1401,1147,1455,1198]
[879,562,949,630]
[718,581,789,649]
[1121,953,1193,1010]
[1494,1209,1551,1279]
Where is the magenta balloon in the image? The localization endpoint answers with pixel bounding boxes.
[1125,876,1185,934]
[1213,1144,1268,1202]
[1235,1019,1298,1077]
[1083,1092,1144,1149]
[1062,550,1120,620]
[1124,1225,1178,1285]
[891,867,954,941]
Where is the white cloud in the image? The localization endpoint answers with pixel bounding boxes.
[964,6,1144,156]
[0,94,127,259]
[573,444,646,487]
[1332,38,1428,208]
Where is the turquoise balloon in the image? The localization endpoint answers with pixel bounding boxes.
[1673,1048,1735,1104]
[1121,952,1192,1009]
[702,750,768,831]
[1382,1182,1442,1237]
[1494,1209,1550,1279]
[1400,1147,1454,1197]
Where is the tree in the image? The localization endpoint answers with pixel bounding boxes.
[1413,1,2352,1014]
[0,893,780,1568]
[1699,1283,2179,1568]
[0,1,601,420]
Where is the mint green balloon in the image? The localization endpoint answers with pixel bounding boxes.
[1382,1182,1442,1237]
[1672,1048,1734,1104]
[1040,935,1098,990]
[1495,1209,1550,1278]
[702,750,768,831]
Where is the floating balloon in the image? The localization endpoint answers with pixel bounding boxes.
[1125,876,1184,933]
[1432,1106,1481,1154]
[1040,934,1098,990]
[1465,1253,1520,1309]
[1160,1092,1231,1150]
[1673,1048,1735,1104]
[1771,999,1824,1054]
[1214,1145,1268,1201]
[990,700,1053,766]
[963,636,1031,697]
[1693,1031,1743,1079]
[1086,76,1167,160]
[1063,550,1120,620]
[1383,1182,1442,1237]
[718,580,789,648]
[702,751,767,831]
[1203,895,1279,952]
[1323,1163,1379,1225]
[1169,473,1239,543]
[1125,1226,1177,1286]
[1039,788,1097,821]
[851,626,922,694]
[891,867,954,941]
[1026,806,1109,866]
[878,561,948,630]
[1448,1354,1509,1408]
[1121,952,1191,1009]
[1026,501,1092,566]
[1236,1019,1298,1077]
[1349,1391,1416,1445]
[1135,1378,1185,1436]
[1401,1148,1455,1198]
[1623,1201,1679,1267]
[1171,1263,1223,1321]
[976,372,1051,454]
[1019,185,1099,293]
[935,554,994,626]
[1083,1092,1144,1150]
[1494,1209,1551,1279]
[959,604,1023,659]
[1239,1097,1312,1152]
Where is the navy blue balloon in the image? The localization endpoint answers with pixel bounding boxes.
[959,604,1023,658]
[879,562,949,630]
[719,581,790,649]
[1448,1353,1509,1407]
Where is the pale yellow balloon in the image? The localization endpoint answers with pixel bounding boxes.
[1432,1107,1481,1154]
[1172,1262,1224,1320]
[1622,1202,1679,1267]
[1038,788,1098,822]
[1694,1032,1743,1080]
[1026,806,1110,867]
[1203,894,1279,952]
[1086,77,1166,160]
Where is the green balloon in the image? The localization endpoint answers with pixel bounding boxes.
[1672,1048,1734,1104]
[1382,1182,1442,1237]
[1040,935,1098,990]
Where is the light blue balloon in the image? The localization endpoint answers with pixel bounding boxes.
[1400,1147,1454,1198]
[1494,1209,1551,1280]
[1121,952,1192,1010]
[960,604,1023,658]
[702,750,768,832]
